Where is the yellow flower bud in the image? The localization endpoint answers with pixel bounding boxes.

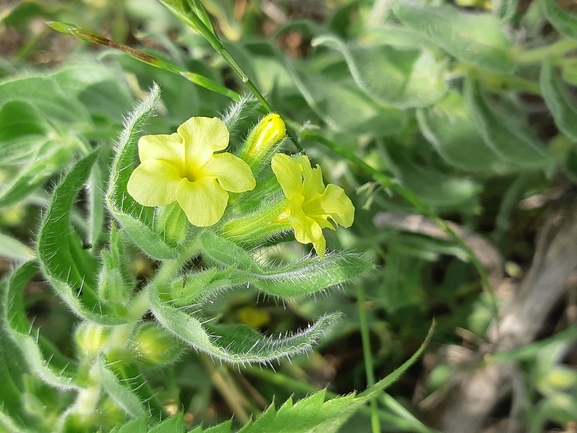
[239,114,286,168]
[75,323,111,356]
[133,323,183,366]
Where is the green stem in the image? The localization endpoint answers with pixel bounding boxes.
[173,1,274,111]
[357,284,381,433]
[514,38,577,64]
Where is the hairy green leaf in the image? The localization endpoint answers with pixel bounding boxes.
[464,76,551,167]
[314,35,447,109]
[201,231,373,297]
[290,61,406,135]
[4,262,79,390]
[0,75,91,126]
[106,83,178,260]
[150,285,342,363]
[37,151,128,324]
[99,356,146,418]
[392,1,514,73]
[417,92,502,172]
[239,390,362,433]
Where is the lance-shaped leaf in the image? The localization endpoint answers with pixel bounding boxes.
[541,0,577,40]
[200,231,373,297]
[37,151,128,324]
[4,262,79,390]
[106,84,178,260]
[540,57,577,142]
[464,76,551,167]
[392,1,514,74]
[150,286,343,364]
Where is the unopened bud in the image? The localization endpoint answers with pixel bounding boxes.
[75,323,111,356]
[239,114,286,169]
[132,323,183,366]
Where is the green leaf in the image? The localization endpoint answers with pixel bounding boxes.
[200,232,373,297]
[37,151,127,324]
[0,75,91,126]
[314,35,447,109]
[51,63,134,123]
[392,1,514,74]
[189,421,232,433]
[4,262,79,389]
[290,62,406,135]
[148,414,185,433]
[464,76,551,167]
[239,390,363,433]
[99,357,146,419]
[106,84,178,260]
[0,232,35,262]
[541,0,577,40]
[417,92,503,171]
[0,278,36,428]
[0,138,76,208]
[382,142,482,209]
[150,285,343,363]
[540,57,577,141]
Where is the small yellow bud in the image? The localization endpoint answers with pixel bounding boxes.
[133,323,183,366]
[75,323,110,356]
[240,114,286,168]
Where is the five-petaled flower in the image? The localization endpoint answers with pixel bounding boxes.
[127,117,256,227]
[271,153,354,258]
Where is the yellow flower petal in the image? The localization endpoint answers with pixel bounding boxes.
[138,133,184,164]
[271,152,355,258]
[127,116,255,228]
[202,153,256,193]
[312,236,327,259]
[178,117,229,166]
[271,153,304,199]
[289,196,323,245]
[318,184,354,228]
[176,177,229,227]
[127,160,181,206]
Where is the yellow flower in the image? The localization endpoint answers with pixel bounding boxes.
[271,153,354,258]
[127,117,256,227]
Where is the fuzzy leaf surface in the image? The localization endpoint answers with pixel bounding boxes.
[106,83,178,260]
[201,231,373,297]
[314,35,447,109]
[150,285,342,363]
[99,356,146,418]
[37,151,128,324]
[4,262,79,390]
[392,1,514,73]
